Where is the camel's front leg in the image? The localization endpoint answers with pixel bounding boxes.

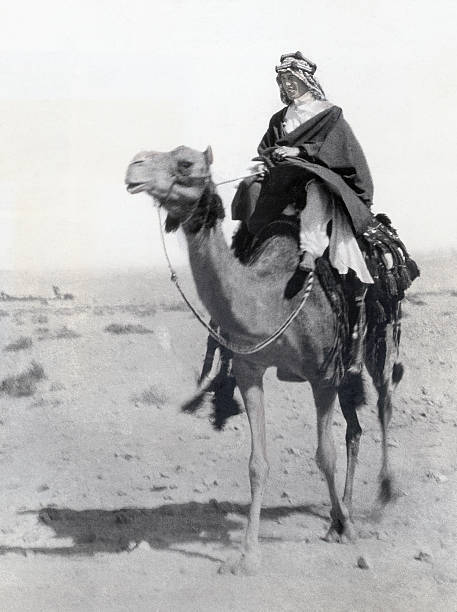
[219,362,268,575]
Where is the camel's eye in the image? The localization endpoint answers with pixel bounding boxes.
[177,160,193,175]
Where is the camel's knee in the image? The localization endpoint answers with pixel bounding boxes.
[249,455,269,488]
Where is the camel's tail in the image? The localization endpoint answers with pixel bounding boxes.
[392,362,404,386]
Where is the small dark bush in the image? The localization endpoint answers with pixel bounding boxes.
[131,385,168,406]
[104,323,153,335]
[55,326,81,339]
[1,361,46,397]
[4,336,33,352]
[160,302,188,313]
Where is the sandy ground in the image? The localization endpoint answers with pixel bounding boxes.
[0,257,456,611]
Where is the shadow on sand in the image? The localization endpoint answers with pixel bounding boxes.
[0,500,328,563]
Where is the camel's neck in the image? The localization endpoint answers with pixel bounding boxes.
[184,222,250,333]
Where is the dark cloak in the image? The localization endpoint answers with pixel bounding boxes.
[232,105,374,235]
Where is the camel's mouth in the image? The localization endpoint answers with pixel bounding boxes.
[126,182,147,194]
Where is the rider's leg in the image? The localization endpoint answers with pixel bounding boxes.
[298,179,333,271]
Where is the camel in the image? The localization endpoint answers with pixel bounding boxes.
[125,145,404,575]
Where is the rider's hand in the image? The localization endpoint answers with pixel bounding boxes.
[252,155,275,172]
[273,146,301,161]
[251,161,267,178]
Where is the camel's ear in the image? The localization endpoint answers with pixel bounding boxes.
[204,146,213,166]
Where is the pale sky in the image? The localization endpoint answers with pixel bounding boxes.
[1,0,456,270]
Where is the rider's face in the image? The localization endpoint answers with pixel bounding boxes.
[280,72,308,100]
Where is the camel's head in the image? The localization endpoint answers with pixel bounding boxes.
[125,145,223,232]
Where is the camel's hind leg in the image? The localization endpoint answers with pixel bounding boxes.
[376,379,395,502]
[313,384,355,543]
[219,361,268,575]
[338,377,363,514]
[366,314,403,504]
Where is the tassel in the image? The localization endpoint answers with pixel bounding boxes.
[406,257,420,281]
[398,265,411,290]
[392,362,404,385]
[374,212,393,227]
[385,271,398,297]
[368,300,386,325]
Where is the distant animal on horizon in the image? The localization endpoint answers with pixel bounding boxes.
[52,286,74,301]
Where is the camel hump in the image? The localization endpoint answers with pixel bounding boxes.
[231,218,299,270]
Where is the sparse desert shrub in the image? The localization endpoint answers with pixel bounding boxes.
[55,326,81,339]
[407,294,426,306]
[49,381,65,392]
[36,327,50,340]
[160,301,188,313]
[4,336,33,352]
[131,385,168,407]
[143,306,158,317]
[32,314,48,324]
[1,361,46,397]
[55,308,74,316]
[104,323,153,335]
[134,305,157,317]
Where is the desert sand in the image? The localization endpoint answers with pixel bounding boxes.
[0,255,456,611]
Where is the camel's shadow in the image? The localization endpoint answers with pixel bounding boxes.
[0,500,328,562]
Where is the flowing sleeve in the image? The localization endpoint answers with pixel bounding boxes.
[317,116,374,208]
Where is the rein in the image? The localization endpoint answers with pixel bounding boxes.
[156,174,315,355]
[215,171,264,186]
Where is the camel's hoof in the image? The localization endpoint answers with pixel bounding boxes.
[378,476,396,505]
[323,520,356,544]
[218,551,261,576]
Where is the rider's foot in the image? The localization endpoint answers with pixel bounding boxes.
[284,252,314,300]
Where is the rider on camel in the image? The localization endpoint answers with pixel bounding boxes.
[195,52,418,415]
[232,51,374,286]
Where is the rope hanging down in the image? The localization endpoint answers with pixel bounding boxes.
[156,206,314,355]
